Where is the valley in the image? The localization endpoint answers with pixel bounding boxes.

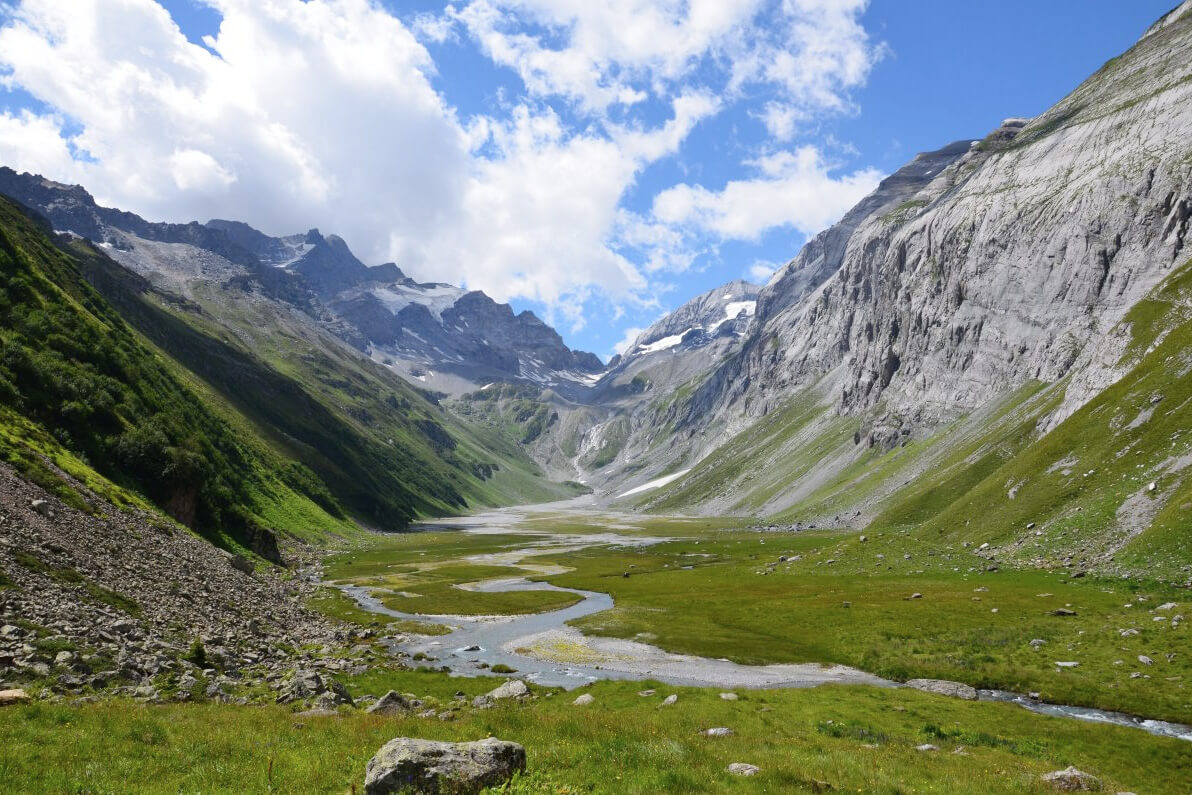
[2,1,1192,792]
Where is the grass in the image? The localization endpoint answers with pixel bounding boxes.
[322,514,1192,723]
[325,532,583,617]
[1,679,1188,793]
[546,527,1192,724]
[306,586,451,636]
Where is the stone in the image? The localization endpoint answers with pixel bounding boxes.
[905,679,978,700]
[1156,602,1178,611]
[702,727,734,737]
[1040,766,1100,791]
[1055,661,1080,668]
[661,694,678,706]
[486,679,528,700]
[638,689,656,697]
[228,555,254,576]
[1030,639,1047,648]
[719,692,738,701]
[915,744,938,752]
[29,499,50,515]
[1138,655,1153,665]
[1050,608,1078,617]
[367,691,414,716]
[0,688,31,706]
[909,593,923,600]
[572,693,594,706]
[363,737,525,795]
[726,763,759,777]
[471,695,492,709]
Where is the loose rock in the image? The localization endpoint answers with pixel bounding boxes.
[1039,766,1100,791]
[905,679,978,700]
[486,680,528,700]
[368,691,415,716]
[726,763,759,777]
[363,737,526,795]
[572,693,594,706]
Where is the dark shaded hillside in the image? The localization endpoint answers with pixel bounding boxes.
[0,197,283,544]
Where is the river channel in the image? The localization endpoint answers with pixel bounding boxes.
[329,507,1192,742]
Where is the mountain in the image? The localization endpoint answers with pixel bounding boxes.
[587,2,1192,576]
[0,168,603,396]
[0,190,585,550]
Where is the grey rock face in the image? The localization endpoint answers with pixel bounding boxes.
[363,737,526,795]
[724,12,1192,431]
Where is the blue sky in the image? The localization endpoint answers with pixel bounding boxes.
[0,1,1176,359]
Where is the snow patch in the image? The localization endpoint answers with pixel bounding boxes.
[618,469,692,498]
[637,332,688,354]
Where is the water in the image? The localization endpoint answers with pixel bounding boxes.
[330,511,1192,741]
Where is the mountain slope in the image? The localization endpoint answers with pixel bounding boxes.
[622,3,1192,571]
[0,167,603,396]
[0,194,581,555]
[0,196,351,550]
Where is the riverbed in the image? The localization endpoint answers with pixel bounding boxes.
[330,506,1192,742]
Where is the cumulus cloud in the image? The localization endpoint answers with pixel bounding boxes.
[611,325,647,357]
[449,0,880,117]
[0,0,884,335]
[652,146,882,241]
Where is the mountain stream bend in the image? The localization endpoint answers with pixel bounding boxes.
[329,507,1192,742]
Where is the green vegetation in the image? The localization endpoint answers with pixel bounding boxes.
[325,533,582,616]
[1,679,1187,793]
[544,526,1191,723]
[0,198,277,545]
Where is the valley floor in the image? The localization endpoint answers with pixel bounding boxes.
[4,502,1191,793]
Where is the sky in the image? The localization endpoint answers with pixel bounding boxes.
[0,0,1178,359]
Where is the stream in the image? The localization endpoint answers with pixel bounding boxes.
[330,508,1192,742]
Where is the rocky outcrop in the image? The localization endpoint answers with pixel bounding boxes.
[363,737,526,795]
[723,10,1192,430]
[904,678,978,700]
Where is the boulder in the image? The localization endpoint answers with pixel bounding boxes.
[702,727,734,737]
[726,763,759,777]
[486,679,528,700]
[1040,766,1100,791]
[719,692,738,701]
[364,737,526,794]
[0,688,31,706]
[572,693,594,706]
[905,679,978,700]
[661,694,678,706]
[368,690,415,716]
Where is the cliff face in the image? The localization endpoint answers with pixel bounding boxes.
[704,4,1192,439]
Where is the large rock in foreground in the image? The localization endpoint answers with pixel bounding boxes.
[364,737,526,794]
[904,678,978,700]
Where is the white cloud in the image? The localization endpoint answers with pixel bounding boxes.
[652,146,882,241]
[612,325,646,357]
[450,0,880,118]
[0,0,884,338]
[0,110,81,180]
[748,260,780,282]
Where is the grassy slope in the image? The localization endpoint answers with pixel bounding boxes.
[644,258,1192,582]
[67,233,581,530]
[0,197,352,548]
[914,257,1192,577]
[3,680,1189,793]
